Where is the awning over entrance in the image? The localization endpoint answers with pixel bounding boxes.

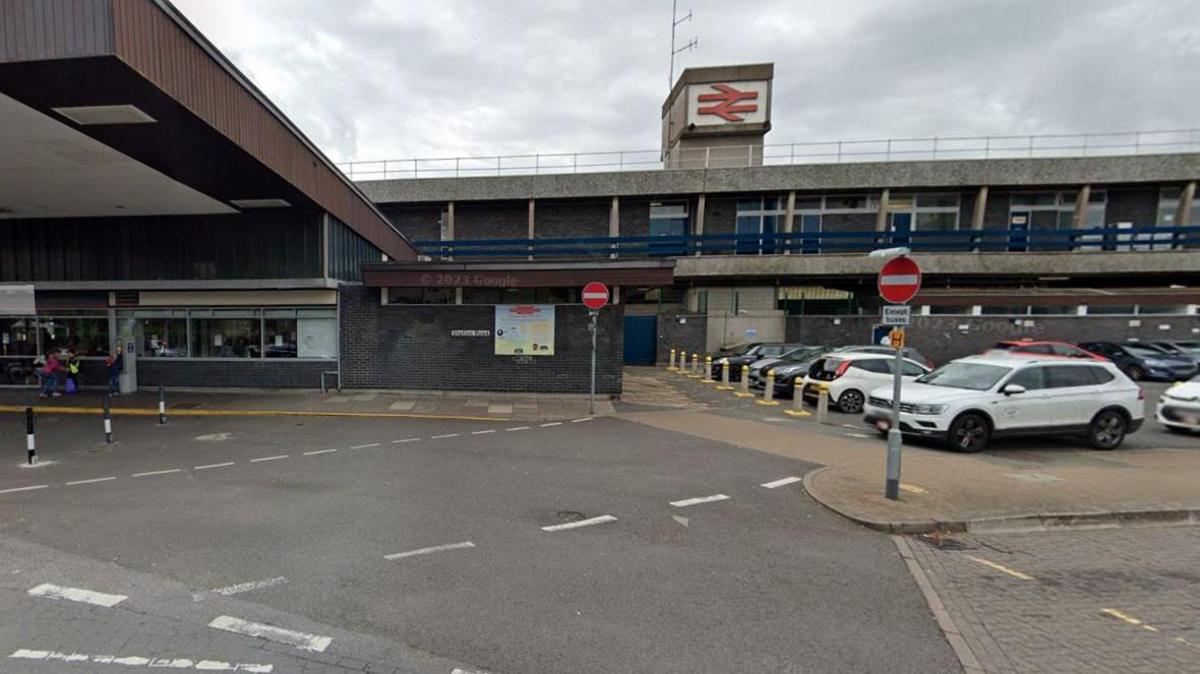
[361,260,676,288]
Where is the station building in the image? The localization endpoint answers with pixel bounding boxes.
[2,0,1199,395]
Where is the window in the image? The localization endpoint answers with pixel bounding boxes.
[1029,305,1077,315]
[1006,366,1047,390]
[1,317,37,357]
[900,361,927,376]
[1045,365,1098,388]
[1018,344,1055,354]
[649,202,689,236]
[853,359,889,374]
[1085,305,1136,315]
[38,315,110,356]
[980,305,1029,315]
[1009,190,1107,230]
[1087,366,1115,384]
[824,195,877,211]
[889,192,960,231]
[387,287,456,304]
[1137,305,1191,315]
[136,312,189,357]
[736,197,786,254]
[264,309,297,358]
[190,310,261,358]
[297,309,337,359]
[1157,187,1200,226]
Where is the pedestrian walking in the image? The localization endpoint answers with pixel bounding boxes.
[36,351,63,399]
[105,349,123,396]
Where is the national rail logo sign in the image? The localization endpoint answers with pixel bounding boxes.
[687,80,768,126]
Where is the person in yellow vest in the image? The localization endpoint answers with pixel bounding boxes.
[65,349,81,395]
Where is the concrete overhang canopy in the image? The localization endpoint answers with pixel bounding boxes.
[0,0,415,260]
[362,260,676,288]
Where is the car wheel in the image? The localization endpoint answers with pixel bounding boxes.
[837,389,864,414]
[947,413,990,453]
[1088,410,1127,450]
[1125,365,1145,381]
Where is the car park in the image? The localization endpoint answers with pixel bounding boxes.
[862,355,1144,452]
[985,340,1105,360]
[747,345,826,389]
[1078,341,1199,381]
[1156,377,1200,433]
[799,352,931,413]
[712,343,802,380]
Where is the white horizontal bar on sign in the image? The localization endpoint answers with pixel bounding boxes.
[28,583,127,607]
[207,615,331,652]
[879,274,919,285]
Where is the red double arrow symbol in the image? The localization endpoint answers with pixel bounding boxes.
[697,84,759,122]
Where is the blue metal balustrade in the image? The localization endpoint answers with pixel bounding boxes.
[413,225,1200,260]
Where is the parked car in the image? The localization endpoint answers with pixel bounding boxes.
[1149,341,1200,362]
[985,340,1106,360]
[799,352,931,413]
[747,345,827,389]
[1078,341,1199,381]
[712,343,803,380]
[1155,377,1200,433]
[836,344,934,369]
[863,355,1144,452]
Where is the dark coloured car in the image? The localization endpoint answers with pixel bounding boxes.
[1078,341,1199,381]
[711,343,802,381]
[748,345,827,390]
[1149,341,1200,363]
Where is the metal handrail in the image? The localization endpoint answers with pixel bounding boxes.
[337,128,1200,180]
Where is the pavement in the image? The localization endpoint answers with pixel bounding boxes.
[0,387,615,423]
[634,367,1200,533]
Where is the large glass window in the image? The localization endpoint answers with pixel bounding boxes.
[190,310,261,358]
[1157,187,1200,226]
[736,197,786,254]
[136,312,189,357]
[1009,190,1107,230]
[1,317,37,357]
[889,192,960,231]
[264,310,298,359]
[38,314,110,355]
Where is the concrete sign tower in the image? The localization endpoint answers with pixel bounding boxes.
[661,63,773,169]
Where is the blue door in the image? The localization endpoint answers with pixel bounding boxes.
[623,315,657,365]
[891,212,912,246]
[1009,210,1030,252]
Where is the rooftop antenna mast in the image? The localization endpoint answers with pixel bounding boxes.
[669,0,696,88]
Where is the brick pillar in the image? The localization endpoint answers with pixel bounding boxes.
[1176,181,1196,226]
[694,193,706,257]
[609,196,619,259]
[1071,185,1092,229]
[783,190,796,255]
[875,189,890,232]
[971,186,988,230]
[527,198,535,260]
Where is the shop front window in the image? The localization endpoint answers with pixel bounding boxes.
[190,310,261,358]
[138,315,188,357]
[264,310,298,358]
[38,315,110,355]
[1,317,37,357]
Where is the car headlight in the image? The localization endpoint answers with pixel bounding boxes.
[911,404,947,415]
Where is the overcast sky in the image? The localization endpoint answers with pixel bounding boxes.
[173,0,1199,165]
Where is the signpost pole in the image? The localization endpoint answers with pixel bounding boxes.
[876,253,921,502]
[589,310,598,416]
[886,331,903,500]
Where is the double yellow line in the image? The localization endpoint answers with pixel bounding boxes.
[0,404,505,423]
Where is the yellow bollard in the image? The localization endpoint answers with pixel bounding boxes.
[691,353,700,376]
[816,382,830,424]
[735,365,754,397]
[784,380,810,417]
[669,348,677,370]
[716,361,733,390]
[757,369,780,405]
[705,356,715,382]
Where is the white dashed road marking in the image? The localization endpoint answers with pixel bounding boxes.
[65,477,117,486]
[670,494,730,507]
[571,417,593,423]
[10,649,273,671]
[541,515,618,531]
[194,462,235,471]
[0,485,48,495]
[28,583,127,608]
[760,476,802,489]
[844,432,871,438]
[132,469,181,478]
[349,443,380,449]
[384,541,476,560]
[392,437,421,444]
[208,615,331,653]
[210,576,289,597]
[471,430,495,435]
[302,448,338,456]
[539,422,562,427]
[505,426,530,431]
[431,433,459,439]
[249,455,289,463]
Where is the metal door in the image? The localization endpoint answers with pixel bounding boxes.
[623,315,658,365]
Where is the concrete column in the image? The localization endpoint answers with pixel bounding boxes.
[609,196,619,259]
[527,198,535,261]
[1071,185,1092,229]
[693,193,706,257]
[444,201,455,260]
[875,189,890,232]
[1176,181,1196,226]
[782,190,796,255]
[971,186,989,230]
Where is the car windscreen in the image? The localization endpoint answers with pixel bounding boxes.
[783,347,823,362]
[915,362,1012,390]
[1124,344,1168,357]
[759,345,786,356]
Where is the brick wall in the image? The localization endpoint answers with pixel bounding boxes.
[537,199,609,239]
[1106,187,1158,225]
[705,196,738,235]
[457,201,527,240]
[618,197,651,238]
[339,285,623,393]
[656,313,708,362]
[785,314,1200,366]
[137,359,333,388]
[379,203,441,241]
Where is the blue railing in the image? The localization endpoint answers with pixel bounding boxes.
[414,225,1200,259]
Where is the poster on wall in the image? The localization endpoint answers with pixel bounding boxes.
[495,305,555,356]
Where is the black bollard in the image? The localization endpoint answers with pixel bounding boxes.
[25,407,36,465]
[158,384,166,425]
[103,394,113,444]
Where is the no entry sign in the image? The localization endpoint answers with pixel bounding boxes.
[877,256,921,304]
[582,281,609,310]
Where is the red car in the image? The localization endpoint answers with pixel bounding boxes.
[985,340,1107,361]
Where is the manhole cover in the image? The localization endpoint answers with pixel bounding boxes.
[556,511,586,523]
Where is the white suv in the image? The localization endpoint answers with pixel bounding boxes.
[863,355,1145,452]
[799,352,931,413]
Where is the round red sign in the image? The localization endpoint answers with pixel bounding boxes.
[582,281,610,310]
[877,256,922,304]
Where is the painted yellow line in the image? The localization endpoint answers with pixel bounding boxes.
[733,392,755,398]
[714,385,734,390]
[754,400,780,406]
[782,410,811,417]
[899,483,928,495]
[966,555,1034,581]
[0,404,505,423]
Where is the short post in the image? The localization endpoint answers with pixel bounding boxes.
[691,353,700,375]
[784,381,810,417]
[760,370,777,404]
[679,351,688,374]
[739,366,751,395]
[816,383,830,424]
[721,361,730,386]
[103,394,113,444]
[157,384,166,425]
[705,356,714,381]
[885,339,904,500]
[25,407,36,465]
[669,348,677,370]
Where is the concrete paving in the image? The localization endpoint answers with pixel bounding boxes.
[0,411,958,673]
